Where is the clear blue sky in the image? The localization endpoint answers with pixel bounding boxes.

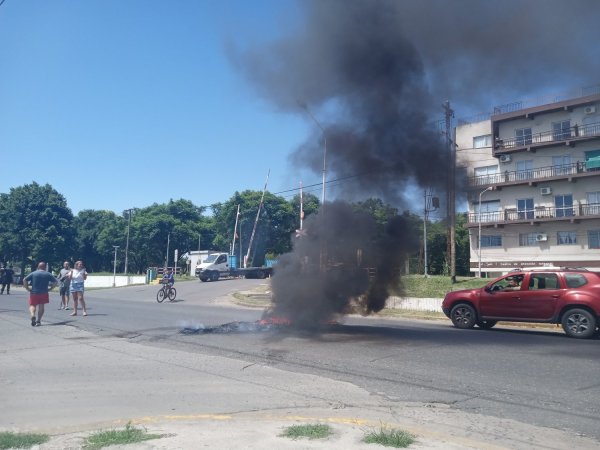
[2,1,599,216]
[0,0,311,214]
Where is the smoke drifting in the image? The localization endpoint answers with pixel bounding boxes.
[269,201,418,328]
[230,0,600,326]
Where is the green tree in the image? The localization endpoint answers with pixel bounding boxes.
[126,200,207,272]
[289,192,320,228]
[455,212,471,276]
[73,209,124,272]
[0,182,75,273]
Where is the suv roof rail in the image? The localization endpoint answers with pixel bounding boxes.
[558,266,590,271]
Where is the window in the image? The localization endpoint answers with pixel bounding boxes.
[589,230,600,249]
[528,273,559,290]
[516,127,532,146]
[517,198,534,219]
[473,134,492,149]
[480,235,502,247]
[552,120,571,140]
[474,165,499,184]
[557,231,577,245]
[565,274,588,288]
[586,191,600,215]
[516,160,533,180]
[555,194,574,217]
[552,155,572,175]
[474,200,500,222]
[519,233,538,246]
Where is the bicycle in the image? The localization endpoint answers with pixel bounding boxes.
[156,281,176,303]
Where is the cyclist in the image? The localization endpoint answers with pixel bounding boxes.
[161,268,175,287]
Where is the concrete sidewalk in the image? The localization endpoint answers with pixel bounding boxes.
[0,297,597,449]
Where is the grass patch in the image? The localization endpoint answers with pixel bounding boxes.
[363,427,416,448]
[377,308,445,320]
[279,423,333,440]
[0,431,49,449]
[83,422,163,449]
[401,275,488,298]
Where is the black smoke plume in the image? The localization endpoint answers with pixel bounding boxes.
[230,0,600,325]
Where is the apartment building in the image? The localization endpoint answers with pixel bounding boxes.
[456,88,600,276]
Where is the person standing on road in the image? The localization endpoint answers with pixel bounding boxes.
[23,262,58,326]
[67,260,88,316]
[0,264,13,294]
[57,261,71,310]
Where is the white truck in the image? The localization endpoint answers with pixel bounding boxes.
[195,252,273,282]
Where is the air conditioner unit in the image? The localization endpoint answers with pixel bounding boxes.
[584,105,596,114]
[499,154,512,163]
[540,187,552,195]
[535,233,548,242]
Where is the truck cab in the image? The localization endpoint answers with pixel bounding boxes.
[195,253,229,282]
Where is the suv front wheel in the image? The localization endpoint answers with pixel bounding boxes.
[561,308,597,339]
[450,303,477,329]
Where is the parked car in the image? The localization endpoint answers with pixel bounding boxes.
[442,269,600,339]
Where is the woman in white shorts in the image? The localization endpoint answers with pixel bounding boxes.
[68,260,88,316]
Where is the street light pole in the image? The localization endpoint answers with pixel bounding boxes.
[112,246,119,287]
[478,187,493,278]
[124,208,133,274]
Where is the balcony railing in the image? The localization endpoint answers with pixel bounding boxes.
[496,121,600,150]
[469,161,599,187]
[467,203,600,225]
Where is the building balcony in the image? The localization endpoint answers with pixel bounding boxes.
[468,160,600,189]
[494,121,600,153]
[466,203,600,228]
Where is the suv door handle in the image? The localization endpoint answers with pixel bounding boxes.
[512,296,520,300]
[551,295,560,298]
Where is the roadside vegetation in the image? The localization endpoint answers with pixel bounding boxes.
[401,275,488,298]
[279,423,333,440]
[0,431,49,449]
[82,422,163,449]
[362,426,416,448]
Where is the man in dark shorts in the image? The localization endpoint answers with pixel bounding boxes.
[23,262,58,326]
[57,261,71,309]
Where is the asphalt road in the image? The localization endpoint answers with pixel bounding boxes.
[2,279,600,446]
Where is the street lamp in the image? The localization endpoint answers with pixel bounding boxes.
[112,246,119,287]
[478,187,493,278]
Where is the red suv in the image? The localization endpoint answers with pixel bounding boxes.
[442,269,600,339]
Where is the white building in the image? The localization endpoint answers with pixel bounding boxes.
[456,88,600,276]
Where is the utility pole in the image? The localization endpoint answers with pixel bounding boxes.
[124,208,133,274]
[443,101,456,283]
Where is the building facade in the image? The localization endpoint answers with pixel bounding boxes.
[456,90,600,276]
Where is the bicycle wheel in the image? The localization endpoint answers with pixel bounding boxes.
[168,287,177,301]
[157,288,166,303]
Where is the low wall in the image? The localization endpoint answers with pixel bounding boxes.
[385,296,443,312]
[84,275,147,288]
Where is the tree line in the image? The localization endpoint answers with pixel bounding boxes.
[0,182,469,276]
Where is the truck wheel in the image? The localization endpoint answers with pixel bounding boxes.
[561,308,596,339]
[211,272,219,282]
[450,303,477,329]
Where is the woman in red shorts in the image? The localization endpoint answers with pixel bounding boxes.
[23,262,59,326]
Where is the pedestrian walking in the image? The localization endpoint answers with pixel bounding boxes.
[57,261,71,309]
[23,262,58,326]
[67,260,88,316]
[0,264,13,294]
